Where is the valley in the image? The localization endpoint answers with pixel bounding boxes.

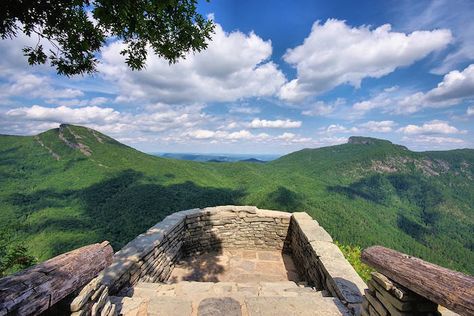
[0,124,473,276]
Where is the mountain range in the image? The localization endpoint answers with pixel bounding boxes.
[0,124,472,276]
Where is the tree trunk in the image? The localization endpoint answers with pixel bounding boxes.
[361,245,474,316]
[0,241,113,315]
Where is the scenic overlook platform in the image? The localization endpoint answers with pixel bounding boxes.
[1,206,472,315]
[71,206,366,316]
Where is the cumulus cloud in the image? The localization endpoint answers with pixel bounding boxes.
[99,22,286,104]
[358,121,397,133]
[184,129,269,142]
[44,97,110,107]
[399,0,474,74]
[467,105,474,116]
[350,65,474,115]
[2,103,209,137]
[398,64,474,112]
[279,19,452,102]
[0,32,54,74]
[353,95,392,113]
[398,120,465,135]
[319,124,358,134]
[0,73,83,102]
[6,105,119,124]
[274,132,311,143]
[2,102,314,148]
[228,105,261,115]
[174,128,314,145]
[402,135,465,146]
[319,120,397,135]
[248,118,302,129]
[302,98,346,116]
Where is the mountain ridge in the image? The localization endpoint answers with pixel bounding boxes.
[0,124,473,276]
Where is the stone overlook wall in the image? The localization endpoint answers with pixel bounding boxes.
[183,206,290,253]
[289,212,367,314]
[70,206,365,316]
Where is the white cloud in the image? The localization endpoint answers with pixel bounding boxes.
[0,73,83,102]
[279,19,452,102]
[186,129,216,139]
[302,98,345,116]
[359,121,397,133]
[249,118,302,129]
[99,22,286,104]
[275,132,295,141]
[398,0,474,74]
[398,120,465,135]
[181,128,314,145]
[0,32,54,74]
[350,64,474,115]
[228,105,261,114]
[275,132,312,143]
[398,64,474,112]
[353,97,392,113]
[319,121,397,135]
[184,129,270,143]
[45,97,110,107]
[402,135,465,145]
[319,124,359,134]
[467,105,474,116]
[6,105,119,124]
[2,103,209,138]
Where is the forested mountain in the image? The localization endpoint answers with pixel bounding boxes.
[1,124,473,276]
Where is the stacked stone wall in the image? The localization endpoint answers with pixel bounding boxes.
[288,212,366,315]
[183,206,291,253]
[70,206,293,315]
[362,272,439,316]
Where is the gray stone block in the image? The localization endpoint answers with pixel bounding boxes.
[198,297,242,316]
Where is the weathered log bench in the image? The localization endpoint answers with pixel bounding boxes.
[361,246,474,316]
[0,241,113,315]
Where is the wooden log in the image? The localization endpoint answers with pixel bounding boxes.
[361,246,474,316]
[0,241,113,315]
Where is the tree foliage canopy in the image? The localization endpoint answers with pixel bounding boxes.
[0,0,214,76]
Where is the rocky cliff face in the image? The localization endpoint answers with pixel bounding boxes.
[348,136,387,145]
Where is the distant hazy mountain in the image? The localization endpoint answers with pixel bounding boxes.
[0,124,473,276]
[153,152,278,162]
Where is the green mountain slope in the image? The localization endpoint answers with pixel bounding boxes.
[1,125,473,276]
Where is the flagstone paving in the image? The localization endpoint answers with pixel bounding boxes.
[168,249,300,283]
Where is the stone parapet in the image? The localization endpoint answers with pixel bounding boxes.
[70,206,296,315]
[288,212,366,315]
[183,206,291,253]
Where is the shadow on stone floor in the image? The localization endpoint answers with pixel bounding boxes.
[168,249,300,283]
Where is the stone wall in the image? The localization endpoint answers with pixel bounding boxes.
[362,272,439,316]
[70,206,369,316]
[70,206,292,315]
[288,212,366,315]
[183,206,291,253]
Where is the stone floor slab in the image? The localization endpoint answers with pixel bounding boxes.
[197,297,242,316]
[245,296,351,316]
[147,297,193,316]
[169,249,299,283]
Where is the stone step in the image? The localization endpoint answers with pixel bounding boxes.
[110,295,193,316]
[132,281,327,299]
[244,296,351,316]
[112,281,350,316]
[112,293,350,316]
[110,296,148,316]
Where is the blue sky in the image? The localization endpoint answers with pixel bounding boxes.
[0,0,473,154]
